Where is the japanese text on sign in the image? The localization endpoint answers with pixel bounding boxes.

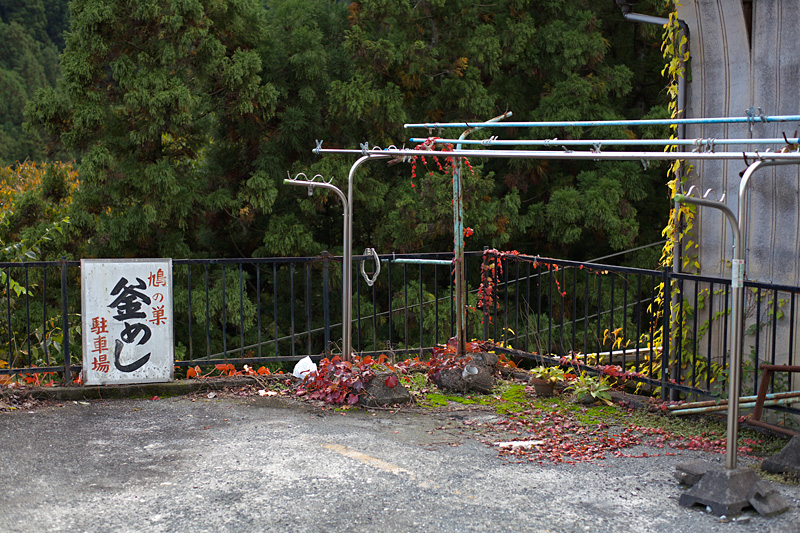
[82,260,173,385]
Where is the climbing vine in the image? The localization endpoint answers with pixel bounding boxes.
[644,1,697,389]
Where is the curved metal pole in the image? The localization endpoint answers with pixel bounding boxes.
[343,154,391,360]
[738,159,800,278]
[284,178,349,358]
[674,193,741,469]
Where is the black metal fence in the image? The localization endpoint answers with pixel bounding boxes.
[2,251,799,407]
[481,250,800,405]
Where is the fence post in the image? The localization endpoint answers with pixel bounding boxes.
[482,247,489,341]
[322,252,330,354]
[661,266,670,401]
[61,257,71,384]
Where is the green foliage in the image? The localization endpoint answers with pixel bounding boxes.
[18,0,670,264]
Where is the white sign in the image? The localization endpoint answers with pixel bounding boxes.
[81,259,174,385]
[731,259,745,289]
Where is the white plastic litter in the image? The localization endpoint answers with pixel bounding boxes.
[293,356,317,380]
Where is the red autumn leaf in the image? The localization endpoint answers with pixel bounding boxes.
[150,396,160,401]
[385,375,399,388]
[464,227,473,238]
[215,364,228,372]
[348,393,359,405]
[257,366,270,375]
[186,367,198,379]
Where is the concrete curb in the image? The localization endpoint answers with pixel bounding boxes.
[3,375,295,402]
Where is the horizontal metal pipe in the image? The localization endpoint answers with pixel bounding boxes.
[670,396,800,416]
[744,418,800,437]
[403,114,800,129]
[314,147,800,162]
[667,391,800,410]
[408,137,800,148]
[623,12,670,26]
[384,258,453,266]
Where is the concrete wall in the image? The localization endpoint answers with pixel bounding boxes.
[675,0,800,385]
[676,0,800,285]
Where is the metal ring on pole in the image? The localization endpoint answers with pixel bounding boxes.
[360,248,381,287]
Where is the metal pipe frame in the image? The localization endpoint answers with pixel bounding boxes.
[408,137,800,149]
[283,177,350,358]
[314,147,800,162]
[673,192,742,470]
[403,114,800,130]
[452,111,513,355]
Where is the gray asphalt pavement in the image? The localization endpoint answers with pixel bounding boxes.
[2,396,800,532]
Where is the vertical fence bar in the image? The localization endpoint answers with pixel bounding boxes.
[536,260,542,350]
[274,263,280,357]
[514,260,520,346]
[419,265,423,356]
[525,261,531,352]
[6,266,12,367]
[388,260,393,350]
[560,267,565,355]
[492,257,496,342]
[790,291,796,367]
[42,268,48,365]
[305,264,312,355]
[723,284,730,372]
[434,265,439,347]
[706,282,714,391]
[403,265,409,351]
[547,264,552,355]
[239,264,244,358]
[221,265,227,358]
[596,274,602,356]
[465,255,470,340]
[205,265,210,357]
[323,257,330,354]
[676,277,685,389]
[257,264,262,358]
[648,274,656,378]
[290,263,296,358]
[60,258,71,383]
[635,273,642,367]
[754,287,762,393]
[584,272,589,355]
[24,266,30,367]
[572,266,577,356]
[372,271,378,352]
[621,273,628,366]
[187,265,193,361]
[482,252,489,342]
[503,260,509,346]
[356,264,362,352]
[609,274,615,366]
[690,280,699,389]
[771,288,779,391]
[661,268,671,401]
[450,262,455,339]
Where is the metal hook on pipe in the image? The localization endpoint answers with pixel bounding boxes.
[746,106,766,132]
[360,248,381,287]
[314,140,324,155]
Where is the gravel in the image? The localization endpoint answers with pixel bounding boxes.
[1,395,799,532]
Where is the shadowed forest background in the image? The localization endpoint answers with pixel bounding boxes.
[2,0,673,265]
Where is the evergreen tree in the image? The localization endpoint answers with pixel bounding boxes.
[29,0,280,257]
